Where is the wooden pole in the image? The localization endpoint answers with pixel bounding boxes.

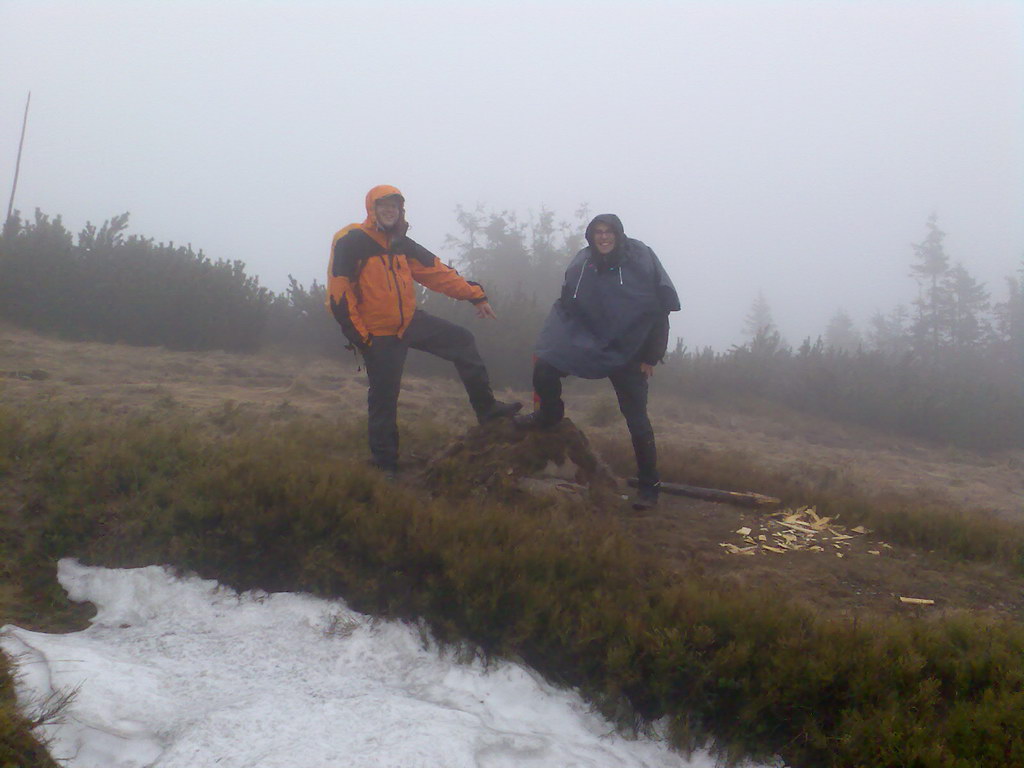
[6,91,31,224]
[628,477,781,508]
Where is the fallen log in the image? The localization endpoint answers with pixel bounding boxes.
[628,478,781,509]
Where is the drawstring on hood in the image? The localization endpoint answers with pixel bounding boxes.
[573,261,587,299]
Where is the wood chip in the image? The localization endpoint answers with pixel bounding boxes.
[754,508,884,557]
[899,596,935,605]
[778,521,818,535]
[868,550,881,555]
[720,543,757,555]
[736,527,752,536]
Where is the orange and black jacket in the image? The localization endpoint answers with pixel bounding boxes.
[327,185,487,349]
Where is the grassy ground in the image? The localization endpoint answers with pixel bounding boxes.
[3,324,1024,767]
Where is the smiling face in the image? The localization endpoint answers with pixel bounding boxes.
[591,222,617,256]
[374,197,402,229]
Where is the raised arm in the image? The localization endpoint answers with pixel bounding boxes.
[401,238,489,305]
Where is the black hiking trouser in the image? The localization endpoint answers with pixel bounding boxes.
[532,358,659,490]
[362,310,496,469]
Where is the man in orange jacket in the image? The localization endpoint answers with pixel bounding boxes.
[328,185,521,475]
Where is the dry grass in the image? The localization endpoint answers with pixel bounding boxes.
[4,324,1024,767]
[3,320,1019,519]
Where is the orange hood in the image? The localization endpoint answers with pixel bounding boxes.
[359,184,406,248]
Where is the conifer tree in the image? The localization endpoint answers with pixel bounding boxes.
[743,292,776,339]
[909,214,952,353]
[867,305,911,355]
[943,263,989,348]
[824,309,862,353]
[993,258,1024,372]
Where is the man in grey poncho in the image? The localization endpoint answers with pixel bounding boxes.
[515,213,680,509]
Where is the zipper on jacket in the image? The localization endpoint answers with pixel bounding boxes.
[377,254,392,290]
[387,252,405,329]
[373,252,405,332]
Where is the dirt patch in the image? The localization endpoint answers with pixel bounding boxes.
[643,397,1024,521]
[624,494,1024,619]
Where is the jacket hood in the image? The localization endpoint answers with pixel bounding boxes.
[361,185,407,246]
[584,214,626,264]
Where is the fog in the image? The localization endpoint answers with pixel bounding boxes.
[2,0,1021,351]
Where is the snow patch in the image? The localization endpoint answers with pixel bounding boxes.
[1,559,757,767]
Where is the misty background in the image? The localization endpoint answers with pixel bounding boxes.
[2,0,1022,351]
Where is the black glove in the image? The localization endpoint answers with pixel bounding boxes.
[345,333,373,353]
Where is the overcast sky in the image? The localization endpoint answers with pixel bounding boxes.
[2,0,1021,351]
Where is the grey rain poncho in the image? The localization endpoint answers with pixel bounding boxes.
[535,214,680,379]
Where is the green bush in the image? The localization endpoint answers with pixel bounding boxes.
[662,343,1024,451]
[4,401,1024,766]
[1,210,271,352]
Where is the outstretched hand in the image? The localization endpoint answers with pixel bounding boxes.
[475,301,497,320]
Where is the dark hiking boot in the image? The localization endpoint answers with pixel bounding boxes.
[631,432,659,508]
[513,411,562,430]
[477,400,523,424]
[632,482,660,511]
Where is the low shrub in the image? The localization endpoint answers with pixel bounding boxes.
[4,401,1024,766]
